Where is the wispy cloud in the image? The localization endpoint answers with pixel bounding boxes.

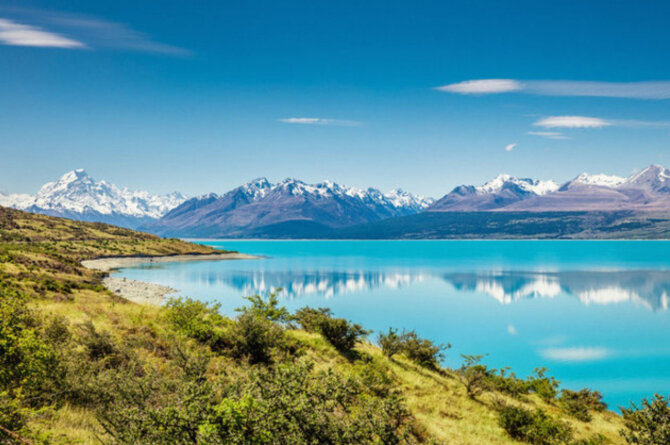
[507,324,517,335]
[526,131,569,140]
[0,17,85,48]
[505,143,517,152]
[435,79,522,94]
[0,8,188,55]
[278,118,362,126]
[533,115,670,129]
[533,116,612,129]
[437,79,670,100]
[540,347,610,362]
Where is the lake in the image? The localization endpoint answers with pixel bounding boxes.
[116,240,670,410]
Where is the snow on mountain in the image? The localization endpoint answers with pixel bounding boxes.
[570,173,626,188]
[0,191,34,209]
[1,169,186,228]
[148,177,433,237]
[623,164,670,192]
[475,174,559,196]
[429,174,558,211]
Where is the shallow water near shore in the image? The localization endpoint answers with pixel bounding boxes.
[116,240,670,409]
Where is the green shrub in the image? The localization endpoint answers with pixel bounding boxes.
[165,298,230,350]
[235,289,290,323]
[378,328,404,358]
[497,403,572,445]
[0,291,63,406]
[559,389,607,422]
[319,317,370,352]
[400,330,449,370]
[488,367,531,398]
[93,355,418,445]
[620,394,670,444]
[293,307,333,332]
[527,367,560,402]
[457,354,491,399]
[294,307,370,353]
[377,328,449,371]
[229,313,285,365]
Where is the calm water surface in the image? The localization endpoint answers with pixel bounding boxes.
[117,240,670,409]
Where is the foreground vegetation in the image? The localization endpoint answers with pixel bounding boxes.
[1,207,668,444]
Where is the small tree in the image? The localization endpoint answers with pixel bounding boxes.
[457,354,491,399]
[401,330,449,370]
[293,307,369,353]
[235,289,291,323]
[527,367,560,402]
[377,328,403,358]
[559,388,607,422]
[620,394,670,444]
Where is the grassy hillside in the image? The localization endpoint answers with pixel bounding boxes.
[0,207,661,444]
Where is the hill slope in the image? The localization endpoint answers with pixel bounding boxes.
[0,207,634,444]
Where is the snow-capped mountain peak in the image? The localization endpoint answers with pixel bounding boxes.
[626,164,670,190]
[571,172,626,188]
[0,170,187,227]
[384,188,434,210]
[475,174,559,196]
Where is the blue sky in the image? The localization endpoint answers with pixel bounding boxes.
[1,0,669,197]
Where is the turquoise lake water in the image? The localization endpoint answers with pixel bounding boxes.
[116,240,670,409]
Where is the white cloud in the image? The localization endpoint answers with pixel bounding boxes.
[435,79,522,94]
[437,79,670,100]
[505,143,517,152]
[534,116,612,129]
[278,118,362,126]
[507,324,517,335]
[526,131,569,140]
[0,17,85,48]
[0,9,188,55]
[540,347,610,362]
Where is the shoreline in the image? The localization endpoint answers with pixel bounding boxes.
[82,252,260,305]
[81,252,260,272]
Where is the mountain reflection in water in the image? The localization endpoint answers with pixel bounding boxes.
[183,268,670,311]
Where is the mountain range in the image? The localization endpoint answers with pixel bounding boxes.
[428,165,670,212]
[2,164,670,238]
[0,169,186,229]
[146,177,434,237]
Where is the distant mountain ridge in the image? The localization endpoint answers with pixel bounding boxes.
[2,164,670,238]
[428,165,670,213]
[0,169,186,229]
[146,177,434,237]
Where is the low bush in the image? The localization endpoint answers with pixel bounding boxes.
[378,328,404,358]
[294,307,370,353]
[378,328,449,371]
[235,289,291,323]
[93,354,418,445]
[527,367,560,402]
[228,312,285,365]
[293,307,334,332]
[457,354,491,399]
[488,367,531,398]
[558,389,607,422]
[165,297,230,350]
[620,394,670,444]
[497,403,573,445]
[400,330,449,371]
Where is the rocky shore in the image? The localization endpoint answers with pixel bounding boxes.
[83,252,260,305]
